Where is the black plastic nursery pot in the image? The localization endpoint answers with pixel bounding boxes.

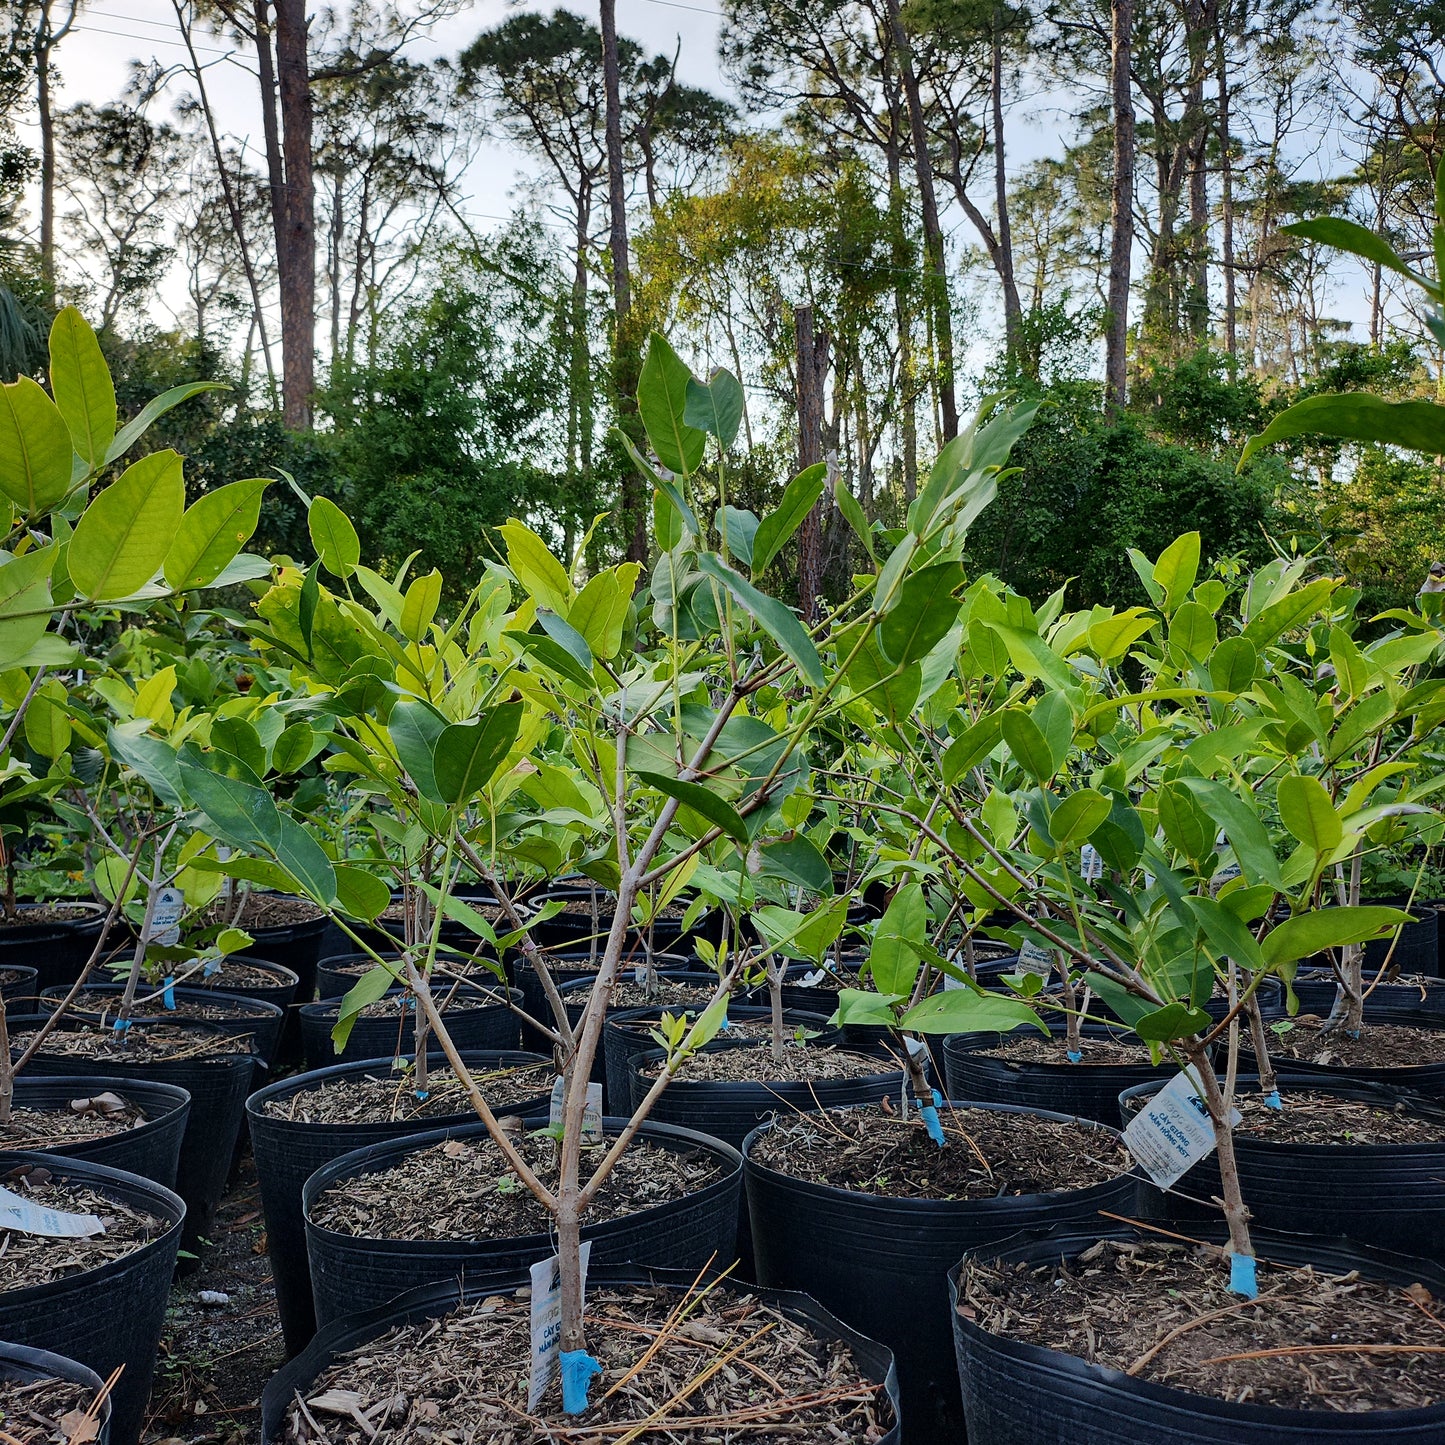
[0,1150,184,1445]
[604,1003,839,1115]
[0,903,112,995]
[247,1048,553,1357]
[0,965,37,1003]
[39,983,285,1068]
[1362,900,1439,976]
[950,1222,1445,1443]
[301,1116,743,1327]
[1248,1007,1445,1098]
[516,951,707,1051]
[229,896,329,1060]
[627,1039,908,1150]
[745,1101,1139,1445]
[259,1263,901,1444]
[0,1341,112,1445]
[15,1017,255,1258]
[6,1074,190,1190]
[297,984,521,1070]
[942,1021,1184,1126]
[182,955,299,1013]
[313,949,502,1002]
[1118,1073,1445,1256]
[1289,969,1445,1016]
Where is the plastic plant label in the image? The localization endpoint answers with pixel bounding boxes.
[1122,1068,1241,1190]
[0,1185,104,1238]
[1018,938,1052,971]
[549,1079,603,1145]
[217,844,232,900]
[145,886,185,947]
[1080,845,1104,882]
[528,1239,592,1411]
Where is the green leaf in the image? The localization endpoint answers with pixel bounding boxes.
[1134,1002,1212,1042]
[635,769,749,845]
[879,561,963,665]
[1240,394,1445,466]
[638,332,706,474]
[682,367,744,448]
[0,548,55,669]
[834,483,875,560]
[1087,608,1157,662]
[680,993,731,1052]
[164,478,268,589]
[0,377,74,513]
[1209,636,1258,692]
[1280,217,1426,288]
[1169,602,1218,661]
[693,553,823,686]
[433,702,524,804]
[387,699,447,804]
[834,987,905,1029]
[498,519,572,614]
[1241,578,1337,646]
[504,629,595,689]
[272,722,325,774]
[1276,774,1343,855]
[331,867,388,923]
[308,496,360,579]
[1157,780,1214,866]
[869,882,925,997]
[24,679,70,759]
[332,964,399,1051]
[900,989,1045,1036]
[177,757,281,853]
[104,382,226,465]
[751,463,827,574]
[273,815,338,905]
[1001,709,1056,783]
[758,834,832,892]
[717,506,759,567]
[49,307,116,469]
[942,713,1002,782]
[1050,788,1111,848]
[569,566,638,661]
[1152,532,1200,614]
[70,449,185,600]
[1261,906,1414,967]
[399,569,443,641]
[537,609,593,674]
[1178,777,1284,890]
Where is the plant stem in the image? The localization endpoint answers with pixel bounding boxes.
[1186,1043,1254,1261]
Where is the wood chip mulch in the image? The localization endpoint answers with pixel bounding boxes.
[973,1032,1157,1066]
[66,992,271,1024]
[750,1105,1130,1200]
[0,1164,165,1291]
[960,1238,1445,1412]
[1235,1089,1445,1145]
[278,1280,894,1443]
[10,1027,252,1064]
[261,1061,555,1126]
[643,1043,891,1084]
[1270,1020,1445,1069]
[205,897,324,930]
[0,1374,104,1444]
[307,1132,726,1243]
[0,1094,144,1150]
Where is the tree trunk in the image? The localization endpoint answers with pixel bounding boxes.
[794,305,829,622]
[33,1,75,308]
[1214,12,1236,357]
[1183,0,1213,342]
[599,0,646,563]
[1105,0,1135,408]
[991,14,1021,356]
[884,0,958,442]
[275,0,315,430]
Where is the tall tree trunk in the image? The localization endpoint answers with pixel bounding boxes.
[599,0,646,563]
[1183,0,1213,342]
[274,0,315,430]
[884,117,918,504]
[1105,0,1135,407]
[33,1,76,308]
[991,13,1021,356]
[1214,11,1236,357]
[884,0,958,442]
[794,305,829,623]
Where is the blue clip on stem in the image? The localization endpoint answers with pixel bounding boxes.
[560,1349,603,1414]
[112,1017,130,1033]
[1228,1253,1259,1299]
[1066,1049,1083,1063]
[162,976,176,1010]
[1262,1089,1282,1110]
[918,1088,945,1146]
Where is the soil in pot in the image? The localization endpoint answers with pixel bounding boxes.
[746,1103,1136,1443]
[959,1236,1445,1412]
[1269,1017,1445,1068]
[206,894,326,932]
[0,905,112,995]
[271,1278,896,1444]
[309,1129,724,1243]
[1234,1087,1445,1144]
[249,1051,554,1357]
[298,985,519,1070]
[0,1092,145,1149]
[640,1040,887,1085]
[0,1371,105,1445]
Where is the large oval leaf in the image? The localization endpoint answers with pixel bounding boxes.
[164,477,268,589]
[0,377,74,514]
[70,449,185,600]
[49,307,116,469]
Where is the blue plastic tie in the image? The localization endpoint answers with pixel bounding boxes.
[1263,1089,1282,1111]
[917,1088,945,1146]
[1066,1049,1083,1063]
[112,1018,130,1033]
[1229,1253,1259,1299]
[414,1089,429,1102]
[718,1015,731,1031]
[162,976,176,1010]
[560,1349,603,1414]
[203,958,220,978]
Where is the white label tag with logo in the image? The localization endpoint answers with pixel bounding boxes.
[1018,938,1052,972]
[1080,845,1104,882]
[528,1240,591,1411]
[1123,1068,1240,1189]
[0,1185,104,1238]
[145,886,185,947]
[549,1078,603,1145]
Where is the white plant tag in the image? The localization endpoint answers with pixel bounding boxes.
[0,1185,104,1238]
[1123,1068,1241,1189]
[1018,938,1052,972]
[528,1240,592,1411]
[145,886,185,947]
[549,1079,603,1145]
[217,844,232,900]
[1080,845,1104,882]
[798,968,826,987]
